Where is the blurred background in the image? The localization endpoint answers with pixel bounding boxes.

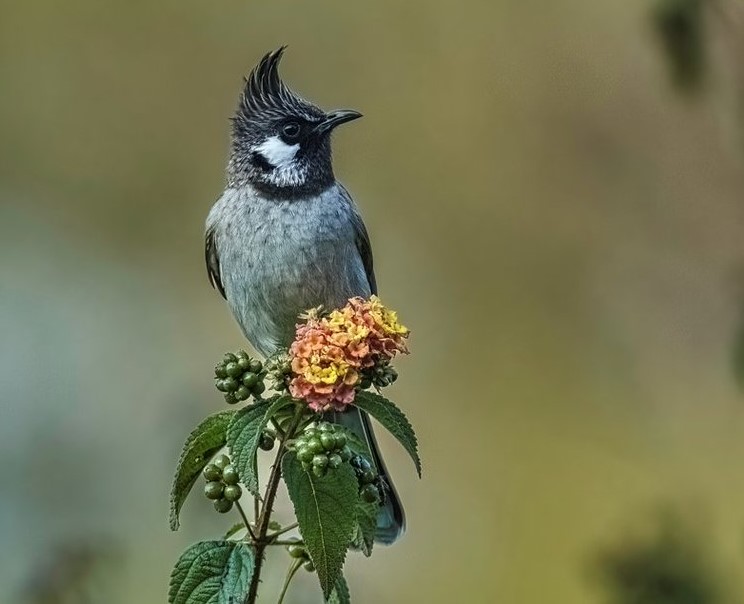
[3,0,744,602]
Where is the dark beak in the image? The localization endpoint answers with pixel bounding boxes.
[314,109,363,134]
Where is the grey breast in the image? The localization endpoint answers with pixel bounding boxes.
[206,183,371,356]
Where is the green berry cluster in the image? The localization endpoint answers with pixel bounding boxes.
[294,423,352,478]
[214,351,266,404]
[203,454,242,513]
[265,352,292,392]
[359,361,398,390]
[286,538,315,572]
[350,455,381,503]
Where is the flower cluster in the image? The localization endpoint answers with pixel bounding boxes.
[288,296,409,411]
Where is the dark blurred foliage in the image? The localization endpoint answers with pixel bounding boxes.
[592,511,732,604]
[17,539,122,604]
[653,0,706,92]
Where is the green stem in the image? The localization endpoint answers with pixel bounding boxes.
[235,501,256,541]
[268,522,299,541]
[244,405,305,604]
[277,559,303,604]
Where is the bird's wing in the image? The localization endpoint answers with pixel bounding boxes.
[205,226,226,299]
[351,211,377,295]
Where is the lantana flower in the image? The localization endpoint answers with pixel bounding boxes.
[288,296,409,411]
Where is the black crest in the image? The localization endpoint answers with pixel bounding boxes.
[234,46,323,128]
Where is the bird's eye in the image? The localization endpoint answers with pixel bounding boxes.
[281,121,301,140]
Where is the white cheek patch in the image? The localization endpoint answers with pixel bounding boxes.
[255,135,300,168]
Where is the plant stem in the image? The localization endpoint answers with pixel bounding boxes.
[244,405,304,604]
[235,501,256,541]
[268,522,299,540]
[276,559,303,604]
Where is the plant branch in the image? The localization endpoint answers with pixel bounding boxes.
[244,405,305,604]
[235,501,256,541]
[277,559,303,604]
[267,522,299,541]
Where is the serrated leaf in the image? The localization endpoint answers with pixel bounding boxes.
[169,410,235,531]
[352,391,421,477]
[327,574,351,604]
[351,500,377,557]
[168,540,254,604]
[227,396,294,496]
[282,453,358,598]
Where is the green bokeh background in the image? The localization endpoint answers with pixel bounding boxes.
[2,0,744,602]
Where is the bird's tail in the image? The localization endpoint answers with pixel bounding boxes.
[327,406,405,544]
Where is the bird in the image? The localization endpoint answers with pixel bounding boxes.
[204,47,404,544]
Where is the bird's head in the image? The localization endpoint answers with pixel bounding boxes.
[228,47,362,197]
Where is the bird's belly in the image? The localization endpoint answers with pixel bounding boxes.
[224,231,369,355]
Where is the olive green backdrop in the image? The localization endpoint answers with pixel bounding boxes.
[2,0,744,602]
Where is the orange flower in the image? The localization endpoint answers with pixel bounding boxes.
[288,296,409,411]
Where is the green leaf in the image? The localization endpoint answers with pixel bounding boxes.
[169,410,235,531]
[352,391,421,477]
[351,500,377,557]
[282,452,358,598]
[224,523,246,540]
[168,540,254,604]
[227,396,292,496]
[327,574,351,604]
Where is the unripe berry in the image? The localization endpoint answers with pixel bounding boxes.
[287,544,305,559]
[318,423,333,433]
[224,392,238,405]
[361,483,380,503]
[204,481,224,500]
[214,498,233,513]
[320,433,336,452]
[303,560,315,572]
[304,428,319,439]
[222,464,239,485]
[224,353,237,364]
[328,454,342,469]
[339,447,352,463]
[223,484,242,502]
[213,454,230,469]
[361,468,377,485]
[312,465,327,478]
[249,359,263,374]
[241,372,258,388]
[237,356,250,371]
[215,379,230,393]
[296,447,314,463]
[312,454,329,469]
[203,464,222,482]
[334,432,347,449]
[253,381,266,395]
[225,362,242,378]
[223,378,238,392]
[307,438,324,455]
[259,431,275,451]
[215,365,228,379]
[235,386,250,401]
